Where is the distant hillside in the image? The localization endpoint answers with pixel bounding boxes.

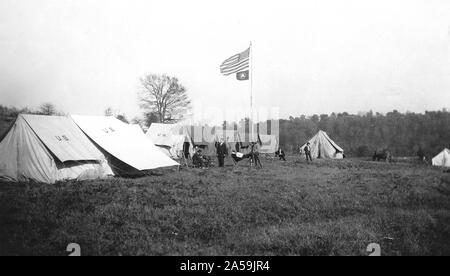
[0,105,21,139]
[279,110,450,158]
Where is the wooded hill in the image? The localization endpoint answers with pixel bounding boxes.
[278,110,450,157]
[1,105,449,157]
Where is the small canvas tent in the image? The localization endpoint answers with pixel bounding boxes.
[0,114,113,183]
[432,148,450,167]
[300,130,344,159]
[146,123,191,159]
[146,123,176,147]
[258,134,279,154]
[71,115,179,174]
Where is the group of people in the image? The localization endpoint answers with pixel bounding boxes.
[192,139,315,168]
[192,146,212,168]
[191,139,229,168]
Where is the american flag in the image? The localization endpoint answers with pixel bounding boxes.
[220,47,250,76]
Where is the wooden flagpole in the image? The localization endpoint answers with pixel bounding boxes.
[249,41,253,140]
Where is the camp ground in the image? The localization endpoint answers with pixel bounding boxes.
[1,1,450,257]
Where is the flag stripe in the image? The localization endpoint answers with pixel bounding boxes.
[220,57,249,69]
[220,47,250,76]
[222,65,249,76]
[221,61,249,75]
[220,59,249,72]
[222,54,239,64]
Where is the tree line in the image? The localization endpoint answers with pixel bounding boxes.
[2,102,449,158]
[277,110,450,158]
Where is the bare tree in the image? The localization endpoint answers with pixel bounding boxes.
[104,107,113,116]
[138,74,191,124]
[38,102,57,115]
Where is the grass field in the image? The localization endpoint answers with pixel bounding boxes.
[1,156,449,256]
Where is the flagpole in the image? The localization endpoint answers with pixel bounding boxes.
[249,41,253,140]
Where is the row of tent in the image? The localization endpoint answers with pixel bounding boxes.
[0,114,179,183]
[146,122,450,167]
[146,123,280,159]
[146,124,347,160]
[7,113,447,184]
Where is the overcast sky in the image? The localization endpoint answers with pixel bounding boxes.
[0,0,449,123]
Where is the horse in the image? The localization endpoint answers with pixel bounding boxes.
[372,150,393,163]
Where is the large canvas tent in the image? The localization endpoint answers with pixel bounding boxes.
[432,148,450,167]
[0,114,113,183]
[258,134,279,154]
[71,115,179,174]
[300,130,344,159]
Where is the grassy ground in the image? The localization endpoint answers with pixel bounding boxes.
[0,157,449,256]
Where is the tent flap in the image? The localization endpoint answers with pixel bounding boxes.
[71,115,179,170]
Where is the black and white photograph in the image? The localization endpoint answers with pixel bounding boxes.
[0,0,449,260]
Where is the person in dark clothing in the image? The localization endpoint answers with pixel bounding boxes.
[192,146,204,168]
[304,142,313,162]
[216,139,228,167]
[277,148,286,161]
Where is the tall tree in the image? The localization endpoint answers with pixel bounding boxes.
[38,102,57,115]
[138,74,191,124]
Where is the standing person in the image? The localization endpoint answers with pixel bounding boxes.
[304,142,312,162]
[216,139,227,167]
[277,148,286,161]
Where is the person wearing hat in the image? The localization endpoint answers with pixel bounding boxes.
[216,138,228,167]
[304,142,312,162]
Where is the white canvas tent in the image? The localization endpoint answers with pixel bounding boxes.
[128,124,144,134]
[258,134,279,154]
[0,114,113,183]
[146,123,176,147]
[300,130,344,159]
[146,123,191,159]
[432,148,450,167]
[71,115,179,172]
